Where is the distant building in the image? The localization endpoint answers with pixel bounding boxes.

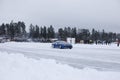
[67,38,75,44]
[117,33,120,40]
[0,37,10,43]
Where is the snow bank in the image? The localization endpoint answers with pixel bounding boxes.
[0,52,120,80]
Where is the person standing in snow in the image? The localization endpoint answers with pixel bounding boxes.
[117,40,120,47]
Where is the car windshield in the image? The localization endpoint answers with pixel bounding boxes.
[59,41,68,44]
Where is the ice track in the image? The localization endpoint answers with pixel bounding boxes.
[0,42,120,71]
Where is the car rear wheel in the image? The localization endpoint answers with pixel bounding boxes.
[69,46,72,49]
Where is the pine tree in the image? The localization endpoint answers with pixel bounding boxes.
[29,24,34,38]
[71,27,77,38]
[58,28,64,40]
[43,26,47,40]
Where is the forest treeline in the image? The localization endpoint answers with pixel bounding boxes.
[0,21,120,43]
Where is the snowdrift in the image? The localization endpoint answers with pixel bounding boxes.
[0,52,120,80]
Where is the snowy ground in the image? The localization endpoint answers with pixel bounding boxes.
[0,42,120,80]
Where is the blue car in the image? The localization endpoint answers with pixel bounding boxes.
[52,41,73,49]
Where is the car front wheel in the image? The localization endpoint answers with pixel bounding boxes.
[59,45,63,49]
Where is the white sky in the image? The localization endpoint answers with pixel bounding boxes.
[0,0,120,32]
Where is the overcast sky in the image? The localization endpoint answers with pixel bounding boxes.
[0,0,120,32]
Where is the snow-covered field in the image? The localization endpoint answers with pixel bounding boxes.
[0,42,120,80]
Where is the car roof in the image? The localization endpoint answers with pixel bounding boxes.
[54,41,69,44]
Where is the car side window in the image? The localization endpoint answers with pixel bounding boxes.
[56,42,59,44]
[55,42,58,44]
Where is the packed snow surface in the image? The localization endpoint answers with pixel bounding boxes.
[0,42,120,80]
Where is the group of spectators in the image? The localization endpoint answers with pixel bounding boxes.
[94,40,120,47]
[95,40,111,45]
